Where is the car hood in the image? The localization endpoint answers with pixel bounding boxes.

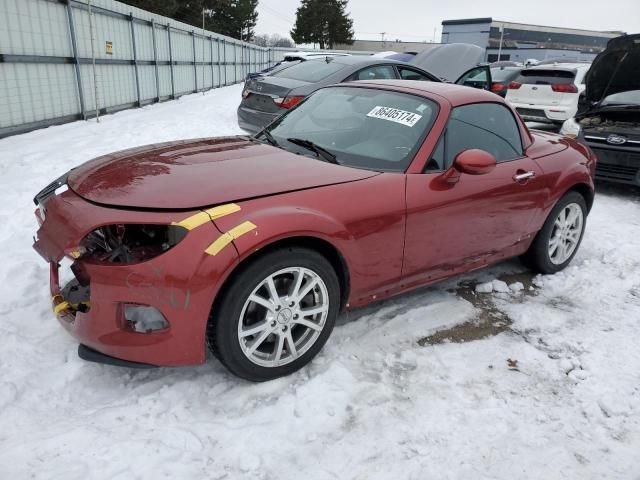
[410,43,485,82]
[585,34,640,105]
[67,137,379,209]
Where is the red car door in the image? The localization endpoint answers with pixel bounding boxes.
[402,102,545,285]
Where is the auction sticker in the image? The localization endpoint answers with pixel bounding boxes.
[366,106,422,127]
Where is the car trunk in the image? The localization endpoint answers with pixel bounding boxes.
[410,43,485,82]
[508,69,578,108]
[241,76,309,113]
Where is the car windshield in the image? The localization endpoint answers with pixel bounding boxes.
[601,90,640,106]
[271,59,346,82]
[491,68,519,82]
[263,86,437,172]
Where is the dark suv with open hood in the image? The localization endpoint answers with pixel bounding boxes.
[561,34,640,186]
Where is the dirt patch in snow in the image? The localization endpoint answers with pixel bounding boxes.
[419,271,538,346]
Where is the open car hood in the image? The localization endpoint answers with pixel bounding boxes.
[410,43,485,82]
[67,137,379,209]
[585,34,640,105]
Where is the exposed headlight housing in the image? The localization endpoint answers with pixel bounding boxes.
[560,118,581,139]
[76,224,188,263]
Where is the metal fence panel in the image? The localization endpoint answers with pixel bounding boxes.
[0,0,369,138]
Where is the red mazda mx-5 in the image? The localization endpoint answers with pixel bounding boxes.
[33,81,596,381]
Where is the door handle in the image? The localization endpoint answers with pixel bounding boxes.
[513,171,536,182]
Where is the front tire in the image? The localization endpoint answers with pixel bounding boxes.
[208,247,340,381]
[521,191,587,274]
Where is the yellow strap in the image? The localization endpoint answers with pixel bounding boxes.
[172,203,241,230]
[205,221,257,256]
[53,301,72,316]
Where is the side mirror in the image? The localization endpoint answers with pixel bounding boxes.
[454,149,497,175]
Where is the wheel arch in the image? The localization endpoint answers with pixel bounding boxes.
[209,235,351,326]
[564,182,595,213]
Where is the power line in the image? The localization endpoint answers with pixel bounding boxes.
[259,1,295,24]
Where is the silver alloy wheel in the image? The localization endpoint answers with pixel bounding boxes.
[548,203,584,265]
[237,267,330,367]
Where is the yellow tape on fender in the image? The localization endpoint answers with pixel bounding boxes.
[172,203,241,230]
[205,221,257,256]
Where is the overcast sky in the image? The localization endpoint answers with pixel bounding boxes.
[256,0,640,42]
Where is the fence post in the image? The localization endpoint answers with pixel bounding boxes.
[209,36,214,90]
[65,1,86,120]
[129,13,141,106]
[151,19,160,102]
[223,39,227,86]
[192,30,197,93]
[167,24,175,99]
[217,38,221,87]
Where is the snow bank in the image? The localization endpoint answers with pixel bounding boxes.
[0,85,639,479]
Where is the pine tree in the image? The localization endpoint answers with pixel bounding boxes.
[120,0,259,41]
[291,0,354,49]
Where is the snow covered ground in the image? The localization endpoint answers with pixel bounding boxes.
[1,85,639,479]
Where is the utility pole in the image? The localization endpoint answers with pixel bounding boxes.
[498,24,505,61]
[88,0,99,122]
[380,32,386,47]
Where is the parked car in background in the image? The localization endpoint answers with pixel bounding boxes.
[237,55,490,133]
[33,81,595,381]
[387,53,418,62]
[506,63,590,124]
[560,34,640,187]
[489,66,523,97]
[245,52,352,80]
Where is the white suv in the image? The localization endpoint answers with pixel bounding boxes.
[505,63,590,124]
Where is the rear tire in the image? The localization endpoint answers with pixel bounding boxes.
[207,247,340,382]
[521,191,587,274]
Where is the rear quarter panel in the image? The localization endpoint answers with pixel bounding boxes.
[526,131,595,230]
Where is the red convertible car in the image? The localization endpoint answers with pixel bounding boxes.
[33,81,596,381]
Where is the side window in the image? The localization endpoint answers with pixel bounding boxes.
[398,67,431,81]
[444,103,522,168]
[352,65,397,81]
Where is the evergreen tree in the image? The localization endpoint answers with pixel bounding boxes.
[121,0,258,41]
[291,0,354,49]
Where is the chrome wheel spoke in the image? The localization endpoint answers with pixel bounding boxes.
[239,321,269,338]
[567,230,580,243]
[248,294,275,312]
[273,333,285,363]
[285,330,298,359]
[246,328,272,355]
[293,318,323,331]
[295,277,318,303]
[300,305,328,317]
[289,268,305,299]
[265,276,280,304]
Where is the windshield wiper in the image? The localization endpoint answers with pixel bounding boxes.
[255,129,279,147]
[286,138,339,164]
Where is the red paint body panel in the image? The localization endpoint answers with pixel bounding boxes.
[68,137,378,209]
[214,173,407,306]
[33,81,595,366]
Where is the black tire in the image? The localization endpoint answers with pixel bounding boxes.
[521,191,587,274]
[207,247,340,382]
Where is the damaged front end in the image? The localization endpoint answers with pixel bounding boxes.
[577,108,640,186]
[32,178,238,366]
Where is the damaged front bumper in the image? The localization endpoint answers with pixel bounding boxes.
[33,187,239,367]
